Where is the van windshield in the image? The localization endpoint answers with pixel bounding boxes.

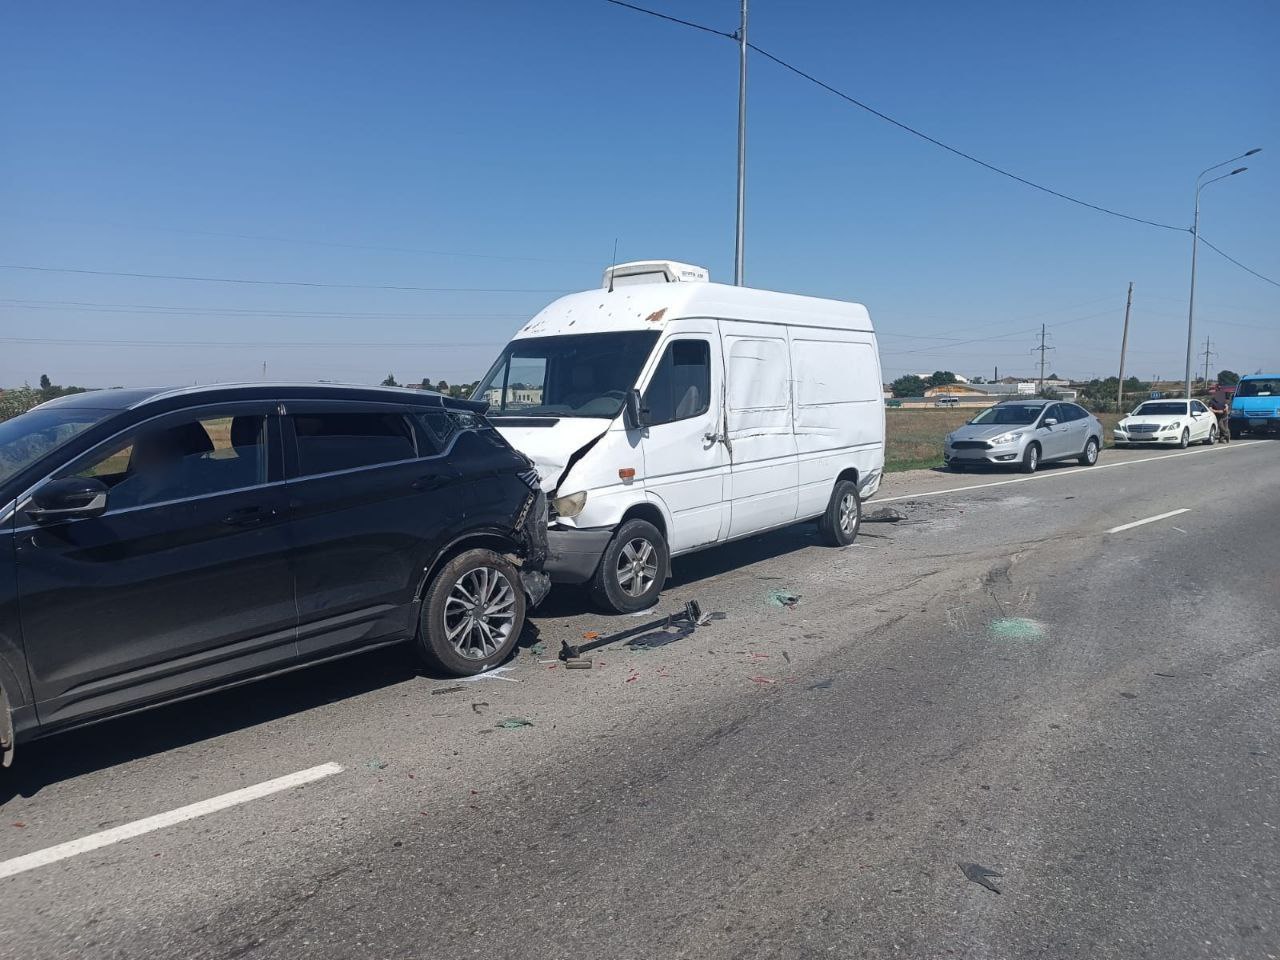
[474,331,660,418]
[1236,380,1278,398]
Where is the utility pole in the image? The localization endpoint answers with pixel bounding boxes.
[1034,324,1054,394]
[733,0,748,286]
[261,361,267,381]
[1200,335,1216,386]
[1116,282,1133,411]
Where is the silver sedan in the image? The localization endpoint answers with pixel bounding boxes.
[943,400,1103,473]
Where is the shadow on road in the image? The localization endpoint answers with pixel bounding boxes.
[1,619,546,802]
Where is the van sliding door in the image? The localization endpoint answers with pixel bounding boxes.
[718,320,799,538]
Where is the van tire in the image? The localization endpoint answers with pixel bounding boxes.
[417,549,526,676]
[589,519,668,614]
[818,479,861,547]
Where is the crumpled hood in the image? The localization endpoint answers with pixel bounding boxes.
[493,418,611,493]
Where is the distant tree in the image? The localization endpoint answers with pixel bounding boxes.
[926,371,957,388]
[0,385,41,423]
[381,373,399,387]
[39,374,52,392]
[1217,369,1240,386]
[436,380,450,394]
[891,375,928,398]
[1039,388,1061,401]
[420,377,432,389]
[969,375,986,384]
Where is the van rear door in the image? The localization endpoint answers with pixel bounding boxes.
[718,320,799,538]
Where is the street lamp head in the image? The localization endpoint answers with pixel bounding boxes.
[1244,148,1262,157]
[1231,167,1248,175]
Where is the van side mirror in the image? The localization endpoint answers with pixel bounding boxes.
[623,389,650,430]
[28,476,109,523]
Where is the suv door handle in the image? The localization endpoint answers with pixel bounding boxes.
[411,473,451,491]
[223,505,273,527]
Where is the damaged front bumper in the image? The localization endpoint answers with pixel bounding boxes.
[545,525,613,585]
[512,490,552,607]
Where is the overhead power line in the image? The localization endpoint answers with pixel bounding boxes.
[0,299,528,320]
[602,1,1279,290]
[1197,236,1280,289]
[0,263,568,294]
[602,0,1182,231]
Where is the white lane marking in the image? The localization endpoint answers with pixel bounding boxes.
[875,440,1264,505]
[1106,508,1191,534]
[0,762,343,881]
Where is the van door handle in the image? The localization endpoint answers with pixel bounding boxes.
[704,432,723,444]
[223,505,272,527]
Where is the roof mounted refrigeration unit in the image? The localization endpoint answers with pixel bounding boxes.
[602,260,710,289]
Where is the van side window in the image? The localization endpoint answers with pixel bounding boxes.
[73,414,267,509]
[644,340,711,425]
[292,412,417,476]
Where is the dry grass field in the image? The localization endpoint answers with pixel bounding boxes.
[885,407,1123,473]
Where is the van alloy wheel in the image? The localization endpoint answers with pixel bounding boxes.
[838,492,858,536]
[443,565,518,660]
[616,537,658,598]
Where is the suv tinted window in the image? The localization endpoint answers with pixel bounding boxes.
[417,408,490,450]
[293,412,417,476]
[644,339,711,425]
[74,414,267,509]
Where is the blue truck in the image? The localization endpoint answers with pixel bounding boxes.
[1229,374,1280,437]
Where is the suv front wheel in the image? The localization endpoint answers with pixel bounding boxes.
[418,549,526,676]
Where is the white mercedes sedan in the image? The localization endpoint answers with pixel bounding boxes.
[1113,399,1218,448]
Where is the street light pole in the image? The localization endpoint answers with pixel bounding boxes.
[733,0,748,287]
[1184,148,1259,401]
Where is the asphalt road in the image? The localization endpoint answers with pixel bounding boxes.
[2,439,1277,960]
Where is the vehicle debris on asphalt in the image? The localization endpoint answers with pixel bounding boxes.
[862,507,908,523]
[495,717,534,729]
[559,600,724,661]
[958,862,1003,894]
[431,685,465,696]
[767,590,801,609]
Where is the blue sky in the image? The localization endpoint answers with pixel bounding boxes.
[2,0,1276,388]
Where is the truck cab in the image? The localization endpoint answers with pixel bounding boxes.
[1228,374,1280,437]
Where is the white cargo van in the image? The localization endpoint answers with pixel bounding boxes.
[472,260,885,612]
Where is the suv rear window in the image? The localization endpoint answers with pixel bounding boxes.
[292,412,417,476]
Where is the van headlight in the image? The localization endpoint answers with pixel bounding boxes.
[551,491,588,519]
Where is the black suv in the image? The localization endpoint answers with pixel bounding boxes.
[0,384,547,765]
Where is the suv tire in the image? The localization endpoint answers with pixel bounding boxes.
[418,549,526,676]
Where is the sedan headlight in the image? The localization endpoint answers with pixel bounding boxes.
[988,431,1023,445]
[1161,421,1181,431]
[551,491,588,519]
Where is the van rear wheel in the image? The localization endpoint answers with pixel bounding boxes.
[818,479,861,547]
[589,519,668,614]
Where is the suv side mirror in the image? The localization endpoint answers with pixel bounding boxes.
[27,477,109,523]
[623,388,650,430]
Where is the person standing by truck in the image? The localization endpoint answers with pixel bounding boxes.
[1208,394,1231,444]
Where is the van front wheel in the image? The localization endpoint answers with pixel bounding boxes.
[818,479,861,547]
[589,519,669,614]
